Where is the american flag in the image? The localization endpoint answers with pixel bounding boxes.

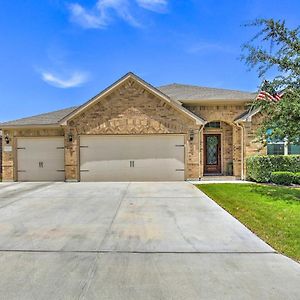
[256,81,284,102]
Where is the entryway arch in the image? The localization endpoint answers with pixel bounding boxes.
[201,120,241,177]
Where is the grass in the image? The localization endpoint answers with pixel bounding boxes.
[197,183,300,262]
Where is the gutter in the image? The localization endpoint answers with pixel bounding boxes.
[0,124,61,129]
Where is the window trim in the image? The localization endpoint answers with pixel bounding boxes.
[267,141,300,155]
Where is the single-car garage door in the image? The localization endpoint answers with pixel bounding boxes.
[80,135,185,181]
[17,137,65,181]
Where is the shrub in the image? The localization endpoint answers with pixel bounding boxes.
[270,172,295,185]
[293,172,300,184]
[246,155,300,183]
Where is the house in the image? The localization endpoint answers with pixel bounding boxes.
[0,72,266,182]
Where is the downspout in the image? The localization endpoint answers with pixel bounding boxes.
[199,125,205,179]
[235,122,245,180]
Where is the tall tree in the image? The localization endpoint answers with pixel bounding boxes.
[242,18,300,144]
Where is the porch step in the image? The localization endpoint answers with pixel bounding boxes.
[201,176,238,181]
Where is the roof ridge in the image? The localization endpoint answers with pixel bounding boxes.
[158,83,256,94]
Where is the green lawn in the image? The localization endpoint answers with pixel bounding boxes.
[197,183,300,262]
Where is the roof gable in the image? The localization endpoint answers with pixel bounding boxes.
[60,72,205,125]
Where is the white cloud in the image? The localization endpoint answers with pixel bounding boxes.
[136,0,168,13]
[41,71,89,88]
[68,3,106,28]
[68,0,168,29]
[69,0,140,29]
[97,0,141,27]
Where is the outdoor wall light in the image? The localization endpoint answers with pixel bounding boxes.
[189,130,194,142]
[68,133,73,142]
[4,134,10,144]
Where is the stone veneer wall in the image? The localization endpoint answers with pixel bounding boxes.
[184,104,265,178]
[1,87,267,182]
[65,79,201,181]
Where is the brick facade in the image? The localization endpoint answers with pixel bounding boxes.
[65,79,201,181]
[1,128,64,181]
[1,78,265,182]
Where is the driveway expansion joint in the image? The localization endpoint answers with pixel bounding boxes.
[0,249,277,254]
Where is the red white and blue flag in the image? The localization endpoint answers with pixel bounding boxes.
[256,81,284,102]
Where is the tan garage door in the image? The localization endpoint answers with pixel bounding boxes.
[17,137,65,181]
[80,135,185,181]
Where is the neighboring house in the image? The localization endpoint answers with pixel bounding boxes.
[1,72,268,182]
[267,140,300,155]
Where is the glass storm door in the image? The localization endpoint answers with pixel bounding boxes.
[204,134,221,174]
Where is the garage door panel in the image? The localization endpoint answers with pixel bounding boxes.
[17,138,65,181]
[80,135,185,182]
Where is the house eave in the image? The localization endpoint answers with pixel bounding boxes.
[0,124,61,129]
[234,107,261,123]
[59,72,205,126]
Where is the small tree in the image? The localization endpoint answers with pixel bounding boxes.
[242,18,300,144]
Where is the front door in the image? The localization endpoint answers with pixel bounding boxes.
[204,134,221,174]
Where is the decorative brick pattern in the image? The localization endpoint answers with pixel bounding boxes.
[66,79,201,180]
[71,80,196,135]
[184,104,248,124]
[185,104,265,178]
[1,80,266,181]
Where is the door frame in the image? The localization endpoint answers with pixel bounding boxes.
[203,133,222,175]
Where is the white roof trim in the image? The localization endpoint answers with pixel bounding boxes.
[235,107,260,122]
[59,72,205,125]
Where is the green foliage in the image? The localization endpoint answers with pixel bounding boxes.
[197,184,300,261]
[270,171,295,185]
[293,172,300,184]
[246,155,300,182]
[242,19,300,144]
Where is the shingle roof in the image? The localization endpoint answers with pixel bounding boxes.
[0,81,256,127]
[158,83,256,102]
[0,106,78,127]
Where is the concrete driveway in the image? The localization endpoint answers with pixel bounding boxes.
[0,182,299,299]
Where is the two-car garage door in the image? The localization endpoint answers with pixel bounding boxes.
[16,135,185,181]
[80,135,185,181]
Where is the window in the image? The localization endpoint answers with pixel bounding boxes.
[267,143,285,155]
[205,122,220,128]
[267,140,300,156]
[266,129,300,155]
[288,144,300,155]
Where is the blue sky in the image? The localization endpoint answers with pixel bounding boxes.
[0,0,299,121]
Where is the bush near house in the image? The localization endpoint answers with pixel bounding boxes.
[270,172,295,185]
[293,173,300,184]
[246,155,300,183]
